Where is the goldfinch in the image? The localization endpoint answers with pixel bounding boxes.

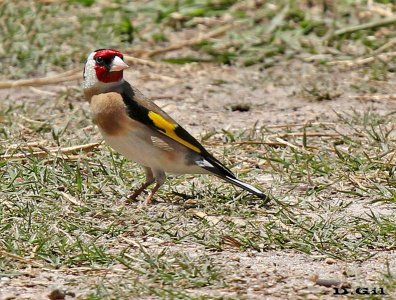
[83,49,267,204]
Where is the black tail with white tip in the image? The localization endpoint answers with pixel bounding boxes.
[196,156,268,200]
[223,175,268,199]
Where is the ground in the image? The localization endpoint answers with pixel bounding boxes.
[1,1,396,300]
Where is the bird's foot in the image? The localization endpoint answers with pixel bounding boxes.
[125,189,145,204]
[144,193,155,205]
[125,190,155,205]
[127,191,140,200]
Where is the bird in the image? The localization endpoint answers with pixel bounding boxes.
[83,49,268,204]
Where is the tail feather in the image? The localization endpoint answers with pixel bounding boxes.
[196,156,268,200]
[223,175,268,200]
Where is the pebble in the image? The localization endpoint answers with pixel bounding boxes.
[325,257,337,264]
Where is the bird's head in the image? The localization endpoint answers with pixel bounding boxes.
[83,49,129,90]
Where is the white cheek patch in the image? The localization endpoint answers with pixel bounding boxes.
[83,52,99,89]
[83,52,96,79]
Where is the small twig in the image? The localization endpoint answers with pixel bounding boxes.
[0,250,44,268]
[265,122,336,129]
[232,140,319,150]
[54,142,102,154]
[333,16,396,37]
[17,114,48,125]
[350,94,396,101]
[120,236,141,249]
[60,192,84,206]
[271,132,342,138]
[124,55,163,68]
[58,266,115,275]
[148,95,181,101]
[371,38,396,55]
[219,132,342,148]
[29,86,58,96]
[348,175,365,189]
[6,141,47,149]
[1,142,101,160]
[0,55,162,89]
[233,141,288,147]
[188,209,223,226]
[138,24,233,58]
[0,68,80,89]
[329,51,396,67]
[275,137,310,153]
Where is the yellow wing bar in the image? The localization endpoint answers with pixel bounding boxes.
[148,111,201,153]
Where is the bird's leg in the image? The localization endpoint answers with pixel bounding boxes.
[128,167,154,200]
[144,170,165,205]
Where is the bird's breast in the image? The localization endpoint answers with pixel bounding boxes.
[90,92,130,136]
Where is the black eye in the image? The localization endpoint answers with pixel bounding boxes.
[95,57,104,64]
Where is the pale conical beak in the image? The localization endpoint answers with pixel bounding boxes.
[110,56,129,72]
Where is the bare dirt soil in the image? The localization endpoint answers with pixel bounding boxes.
[1,60,396,299]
